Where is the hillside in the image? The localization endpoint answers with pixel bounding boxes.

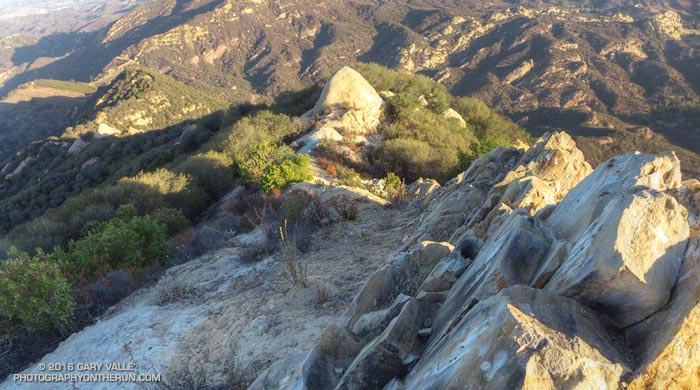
[0,1,699,388]
[68,67,227,137]
[0,65,532,381]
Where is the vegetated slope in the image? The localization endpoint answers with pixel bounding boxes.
[67,67,227,137]
[5,128,700,389]
[0,67,228,235]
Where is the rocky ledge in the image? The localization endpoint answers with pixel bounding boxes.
[252,131,700,390]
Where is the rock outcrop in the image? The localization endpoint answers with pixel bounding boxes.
[403,286,631,390]
[298,67,384,153]
[252,132,699,390]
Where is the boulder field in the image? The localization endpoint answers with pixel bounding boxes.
[252,131,700,390]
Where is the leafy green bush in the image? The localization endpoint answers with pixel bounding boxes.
[152,208,190,236]
[382,172,405,200]
[371,92,476,182]
[458,134,513,171]
[0,248,75,332]
[213,111,301,163]
[238,143,294,183]
[260,154,312,193]
[56,214,167,284]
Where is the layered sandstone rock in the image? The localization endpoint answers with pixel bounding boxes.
[252,132,697,390]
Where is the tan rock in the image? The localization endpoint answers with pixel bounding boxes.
[504,59,534,84]
[405,178,440,202]
[482,131,591,221]
[442,108,467,128]
[546,152,682,242]
[546,190,689,327]
[97,122,120,136]
[625,238,700,389]
[305,66,383,135]
[344,241,453,330]
[402,286,631,390]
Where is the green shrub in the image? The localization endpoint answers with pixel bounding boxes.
[372,138,446,181]
[153,208,190,236]
[0,248,75,332]
[382,172,406,202]
[458,134,513,171]
[238,142,294,183]
[214,111,301,163]
[56,215,168,284]
[260,154,312,193]
[176,151,236,200]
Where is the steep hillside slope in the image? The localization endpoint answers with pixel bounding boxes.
[0,79,95,165]
[6,131,699,390]
[69,67,226,137]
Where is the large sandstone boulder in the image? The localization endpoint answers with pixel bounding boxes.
[546,152,682,242]
[624,238,700,389]
[305,66,383,135]
[402,286,631,390]
[497,131,592,214]
[545,153,689,328]
[458,132,591,239]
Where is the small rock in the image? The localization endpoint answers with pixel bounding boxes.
[250,316,269,336]
[402,353,418,365]
[418,328,432,339]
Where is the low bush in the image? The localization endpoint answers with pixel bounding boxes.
[153,208,191,236]
[330,195,359,221]
[0,248,75,333]
[260,154,312,193]
[457,134,512,171]
[55,214,168,285]
[154,279,201,306]
[335,166,363,188]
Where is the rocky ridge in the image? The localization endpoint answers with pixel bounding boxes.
[3,66,700,390]
[252,130,700,389]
